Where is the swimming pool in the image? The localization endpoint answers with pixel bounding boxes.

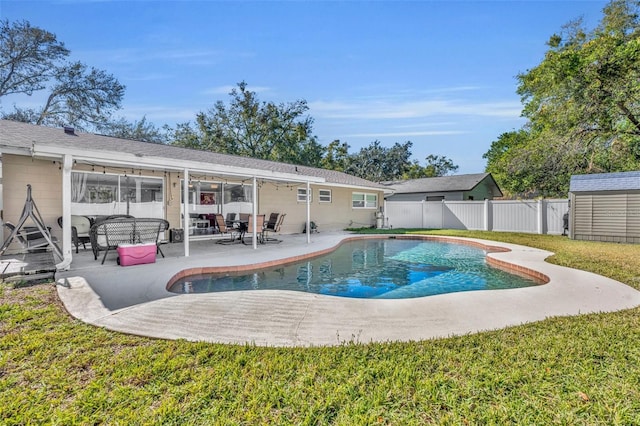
[168,238,543,299]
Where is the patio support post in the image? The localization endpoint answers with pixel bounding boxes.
[306,181,311,244]
[183,168,190,257]
[252,176,257,249]
[57,154,73,270]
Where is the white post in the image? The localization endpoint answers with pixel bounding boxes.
[56,155,73,270]
[537,199,544,234]
[252,176,258,249]
[183,168,190,257]
[484,199,491,231]
[306,181,311,244]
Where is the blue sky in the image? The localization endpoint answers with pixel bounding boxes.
[1,0,608,173]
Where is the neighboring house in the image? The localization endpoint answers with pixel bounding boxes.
[0,120,385,265]
[569,171,640,243]
[382,173,502,201]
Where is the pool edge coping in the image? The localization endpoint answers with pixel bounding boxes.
[165,234,551,291]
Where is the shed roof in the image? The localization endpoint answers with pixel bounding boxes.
[569,171,640,192]
[0,120,383,190]
[382,173,502,196]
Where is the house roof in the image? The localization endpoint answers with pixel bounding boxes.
[382,173,502,196]
[0,120,384,190]
[569,171,640,192]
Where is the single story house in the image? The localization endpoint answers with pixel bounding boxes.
[0,120,386,268]
[569,171,640,243]
[382,173,502,201]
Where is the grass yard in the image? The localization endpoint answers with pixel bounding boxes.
[2,231,640,424]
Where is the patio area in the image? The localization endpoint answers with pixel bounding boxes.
[55,232,640,347]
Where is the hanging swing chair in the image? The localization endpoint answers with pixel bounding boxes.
[0,185,63,260]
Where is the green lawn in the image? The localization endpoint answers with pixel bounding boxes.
[2,231,640,424]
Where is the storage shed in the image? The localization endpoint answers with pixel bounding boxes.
[569,171,640,243]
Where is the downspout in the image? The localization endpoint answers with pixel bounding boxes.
[56,154,73,270]
[183,168,190,257]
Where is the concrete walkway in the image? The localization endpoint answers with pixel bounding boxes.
[56,233,640,347]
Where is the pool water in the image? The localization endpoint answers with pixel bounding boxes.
[168,238,541,299]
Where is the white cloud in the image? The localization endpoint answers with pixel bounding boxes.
[77,47,225,66]
[309,98,522,120]
[345,130,468,138]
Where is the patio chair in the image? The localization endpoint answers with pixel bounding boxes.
[263,213,285,243]
[264,213,279,231]
[58,215,92,253]
[225,212,237,227]
[242,214,265,244]
[214,214,238,244]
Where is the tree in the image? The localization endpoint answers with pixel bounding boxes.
[344,140,413,182]
[171,82,324,166]
[402,155,459,179]
[0,19,68,97]
[0,20,125,132]
[97,116,169,144]
[483,129,540,196]
[486,0,640,196]
[320,139,351,172]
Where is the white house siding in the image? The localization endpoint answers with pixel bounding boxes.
[258,185,382,232]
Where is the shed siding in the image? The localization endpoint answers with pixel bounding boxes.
[628,194,640,236]
[572,192,640,243]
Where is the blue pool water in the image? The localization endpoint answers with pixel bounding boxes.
[168,238,541,299]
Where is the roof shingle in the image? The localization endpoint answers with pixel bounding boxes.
[0,120,383,189]
[569,171,640,192]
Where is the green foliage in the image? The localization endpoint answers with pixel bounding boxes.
[0,20,125,132]
[320,139,351,172]
[403,154,459,179]
[169,83,458,181]
[486,0,640,197]
[2,232,640,424]
[0,19,69,97]
[344,140,413,181]
[170,81,324,166]
[97,116,170,144]
[37,61,125,129]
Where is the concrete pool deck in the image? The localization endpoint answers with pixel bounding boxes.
[56,232,640,347]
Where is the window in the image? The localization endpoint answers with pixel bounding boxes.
[352,192,377,209]
[318,189,332,203]
[297,188,311,202]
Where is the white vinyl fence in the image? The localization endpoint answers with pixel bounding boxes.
[384,199,569,235]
